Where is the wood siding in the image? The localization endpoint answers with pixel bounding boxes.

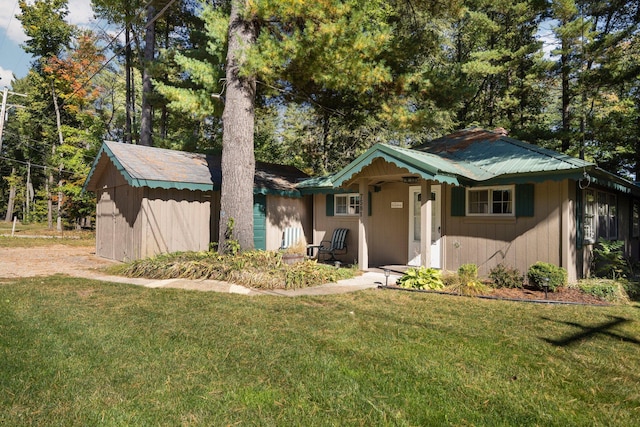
[95,168,143,261]
[92,159,212,261]
[265,195,312,250]
[444,180,572,278]
[312,194,359,264]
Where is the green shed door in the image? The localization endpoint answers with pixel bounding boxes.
[253,194,267,250]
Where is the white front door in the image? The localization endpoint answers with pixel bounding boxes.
[408,185,441,268]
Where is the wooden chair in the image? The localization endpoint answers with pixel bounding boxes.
[317,228,349,262]
[280,227,303,250]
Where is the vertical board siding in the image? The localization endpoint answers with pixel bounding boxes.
[143,188,211,258]
[313,193,359,263]
[265,195,312,250]
[368,182,410,266]
[444,181,564,278]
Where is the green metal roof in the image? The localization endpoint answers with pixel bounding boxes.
[83,141,308,197]
[416,128,594,179]
[298,128,640,195]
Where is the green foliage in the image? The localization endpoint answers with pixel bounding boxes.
[592,239,630,279]
[112,250,355,290]
[489,264,524,289]
[457,263,478,280]
[396,267,444,290]
[218,218,240,255]
[575,279,630,304]
[527,262,568,292]
[17,0,75,60]
[441,264,490,296]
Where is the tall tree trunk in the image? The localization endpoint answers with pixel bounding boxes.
[140,4,156,147]
[125,22,133,144]
[218,0,257,252]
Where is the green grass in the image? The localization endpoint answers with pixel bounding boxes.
[0,221,95,247]
[1,277,639,426]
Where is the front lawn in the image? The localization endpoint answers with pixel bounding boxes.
[1,277,639,426]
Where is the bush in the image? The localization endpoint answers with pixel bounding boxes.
[527,262,567,292]
[458,263,478,281]
[439,264,490,296]
[489,264,524,289]
[396,267,444,290]
[575,279,630,303]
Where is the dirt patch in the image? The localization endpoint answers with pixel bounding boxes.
[0,245,118,280]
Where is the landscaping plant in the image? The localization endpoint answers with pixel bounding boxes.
[575,279,630,303]
[527,261,567,292]
[489,263,524,289]
[111,250,355,290]
[396,266,444,290]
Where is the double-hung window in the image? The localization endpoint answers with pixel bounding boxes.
[335,193,360,215]
[583,189,617,243]
[466,186,514,216]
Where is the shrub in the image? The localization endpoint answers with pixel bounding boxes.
[489,264,524,289]
[457,263,478,281]
[396,267,444,290]
[592,239,630,279]
[440,264,490,296]
[575,279,630,303]
[527,262,567,292]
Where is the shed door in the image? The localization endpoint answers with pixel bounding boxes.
[253,194,267,250]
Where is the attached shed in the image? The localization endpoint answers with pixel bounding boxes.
[84,141,311,261]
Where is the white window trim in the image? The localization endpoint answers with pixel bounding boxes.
[465,185,515,217]
[335,193,360,216]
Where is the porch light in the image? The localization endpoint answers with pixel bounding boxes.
[402,176,419,184]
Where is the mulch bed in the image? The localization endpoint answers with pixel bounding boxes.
[486,286,609,305]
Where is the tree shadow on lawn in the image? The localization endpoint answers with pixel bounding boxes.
[539,315,640,347]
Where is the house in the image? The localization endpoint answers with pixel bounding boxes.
[83,141,311,261]
[300,128,640,282]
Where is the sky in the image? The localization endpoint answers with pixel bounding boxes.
[0,0,97,89]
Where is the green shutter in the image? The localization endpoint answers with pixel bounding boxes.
[253,194,267,250]
[451,186,465,216]
[326,194,334,217]
[515,184,534,217]
[368,192,372,216]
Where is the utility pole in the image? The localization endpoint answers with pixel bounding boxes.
[0,87,28,153]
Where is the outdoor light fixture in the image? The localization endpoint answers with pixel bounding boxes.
[384,268,390,287]
[543,277,550,299]
[402,176,419,184]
